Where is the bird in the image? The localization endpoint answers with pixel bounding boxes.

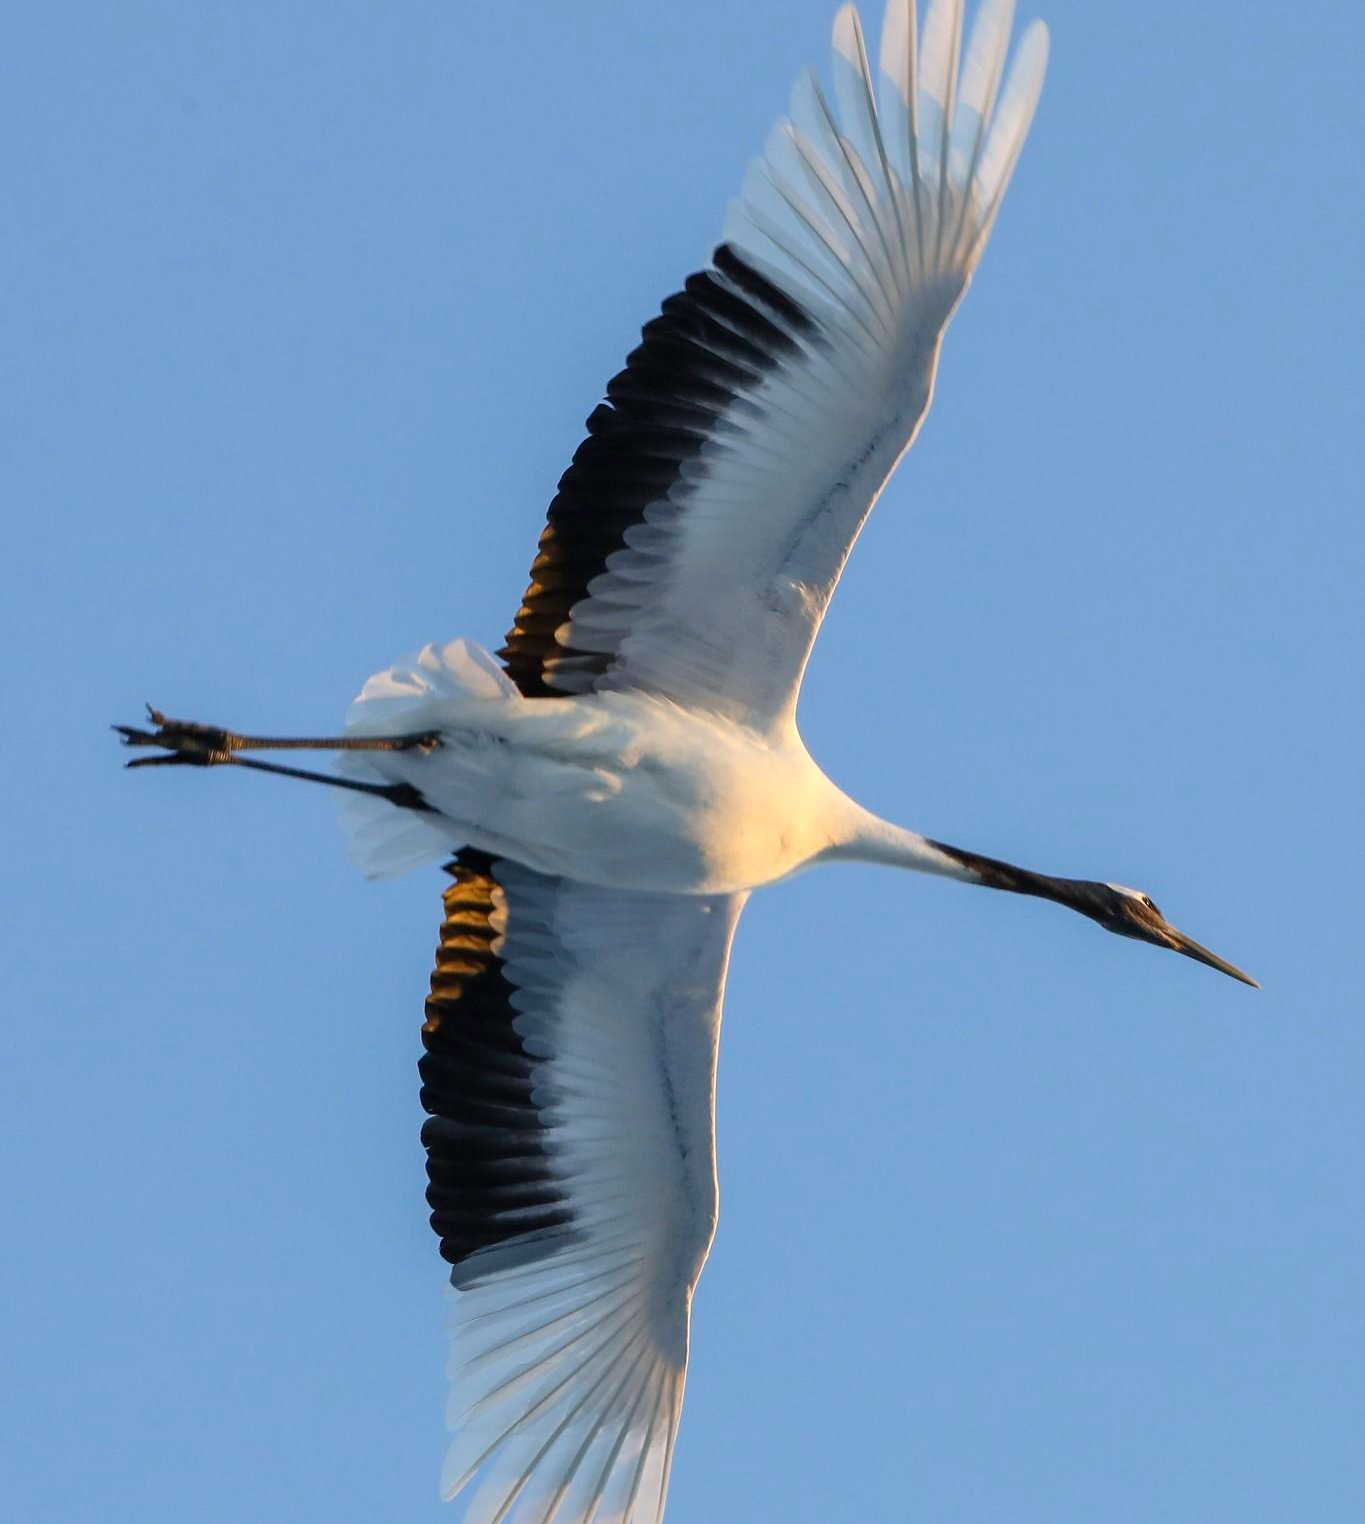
[117,2,1257,1520]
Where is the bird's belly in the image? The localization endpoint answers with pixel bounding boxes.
[574,778,818,894]
[492,760,821,893]
[413,699,838,895]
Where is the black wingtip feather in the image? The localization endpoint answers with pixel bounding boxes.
[499,247,817,700]
[421,849,573,1271]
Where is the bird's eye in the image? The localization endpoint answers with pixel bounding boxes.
[1141,895,1161,915]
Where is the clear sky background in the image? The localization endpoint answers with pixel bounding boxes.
[4,2,1362,1520]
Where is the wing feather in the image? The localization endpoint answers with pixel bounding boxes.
[500,2,1047,733]
[424,850,744,1523]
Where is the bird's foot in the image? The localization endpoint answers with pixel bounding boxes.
[114,706,241,768]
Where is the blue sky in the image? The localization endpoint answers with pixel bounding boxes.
[4,2,1362,1520]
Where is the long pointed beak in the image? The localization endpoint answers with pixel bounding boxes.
[1165,926,1260,988]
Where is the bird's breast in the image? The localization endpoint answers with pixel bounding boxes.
[453,696,844,896]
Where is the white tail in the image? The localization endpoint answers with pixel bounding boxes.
[339,640,517,878]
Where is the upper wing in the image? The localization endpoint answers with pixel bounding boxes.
[500,0,1048,733]
[422,848,745,1524]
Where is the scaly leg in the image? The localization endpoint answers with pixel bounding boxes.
[114,706,439,811]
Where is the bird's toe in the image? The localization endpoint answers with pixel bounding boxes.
[114,711,237,763]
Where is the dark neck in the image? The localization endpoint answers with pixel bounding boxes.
[926,839,1096,912]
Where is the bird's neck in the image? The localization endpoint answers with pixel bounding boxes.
[830,809,1086,907]
[827,810,977,881]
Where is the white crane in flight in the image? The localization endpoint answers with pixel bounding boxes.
[120,2,1257,1520]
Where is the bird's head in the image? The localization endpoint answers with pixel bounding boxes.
[1068,882,1259,987]
[923,844,1259,988]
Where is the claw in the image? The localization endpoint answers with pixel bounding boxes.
[115,723,162,748]
[125,751,211,769]
[114,710,239,764]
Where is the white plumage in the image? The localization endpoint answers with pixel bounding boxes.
[119,2,1257,1520]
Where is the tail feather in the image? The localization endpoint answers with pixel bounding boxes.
[338,639,517,879]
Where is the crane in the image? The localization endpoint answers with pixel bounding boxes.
[118,2,1257,1520]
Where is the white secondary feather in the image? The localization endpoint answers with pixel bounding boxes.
[438,866,745,1524]
[557,0,1048,734]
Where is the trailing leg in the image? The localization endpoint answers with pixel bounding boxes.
[114,705,438,810]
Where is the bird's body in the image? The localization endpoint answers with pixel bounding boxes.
[343,644,941,895]
[119,4,1256,1520]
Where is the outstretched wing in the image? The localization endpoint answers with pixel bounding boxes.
[422,848,745,1524]
[500,0,1048,733]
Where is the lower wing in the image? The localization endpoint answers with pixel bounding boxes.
[422,849,746,1524]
